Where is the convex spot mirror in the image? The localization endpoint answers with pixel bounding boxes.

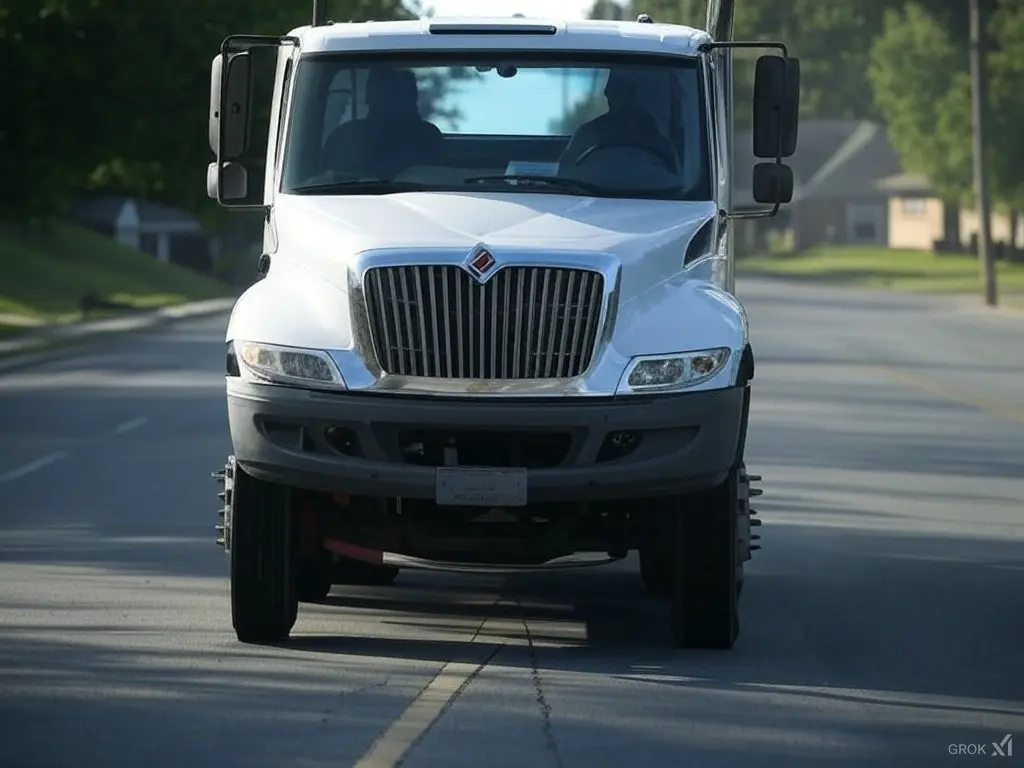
[752,162,794,205]
[752,55,800,159]
[207,162,252,202]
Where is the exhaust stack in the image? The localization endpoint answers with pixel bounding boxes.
[313,0,328,26]
[705,0,735,42]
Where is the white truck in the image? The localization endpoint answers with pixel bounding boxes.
[208,0,799,650]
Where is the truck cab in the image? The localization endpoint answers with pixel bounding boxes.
[209,5,799,650]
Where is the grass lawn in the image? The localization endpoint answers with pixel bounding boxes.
[0,222,231,332]
[740,245,1024,297]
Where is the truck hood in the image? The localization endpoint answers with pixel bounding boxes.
[271,192,718,307]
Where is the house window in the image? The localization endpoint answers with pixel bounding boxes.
[846,202,886,244]
[902,197,926,215]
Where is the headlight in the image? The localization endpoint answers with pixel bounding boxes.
[617,348,730,394]
[234,341,345,388]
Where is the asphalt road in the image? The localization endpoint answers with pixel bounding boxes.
[0,276,1021,768]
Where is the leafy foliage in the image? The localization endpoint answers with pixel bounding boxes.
[870,0,1024,209]
[0,0,419,221]
[868,4,972,203]
[583,0,1024,209]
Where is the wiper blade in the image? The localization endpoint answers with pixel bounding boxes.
[462,174,604,195]
[463,174,686,198]
[289,179,430,195]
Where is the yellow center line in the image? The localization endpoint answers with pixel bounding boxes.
[352,610,512,768]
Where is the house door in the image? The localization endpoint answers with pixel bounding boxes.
[845,202,886,244]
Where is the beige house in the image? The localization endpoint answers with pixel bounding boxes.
[881,172,1023,252]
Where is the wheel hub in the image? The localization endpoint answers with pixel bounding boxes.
[213,456,236,552]
[737,464,763,563]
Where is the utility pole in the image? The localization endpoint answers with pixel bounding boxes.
[969,0,997,306]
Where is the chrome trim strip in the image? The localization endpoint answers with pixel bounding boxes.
[381,551,624,573]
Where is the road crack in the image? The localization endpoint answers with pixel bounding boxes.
[520,610,565,768]
[376,596,509,768]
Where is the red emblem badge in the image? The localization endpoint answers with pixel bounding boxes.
[467,248,496,278]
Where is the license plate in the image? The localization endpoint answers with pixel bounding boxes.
[434,467,528,507]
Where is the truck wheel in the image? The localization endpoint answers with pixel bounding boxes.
[333,557,400,586]
[296,550,334,603]
[229,461,298,644]
[671,468,740,649]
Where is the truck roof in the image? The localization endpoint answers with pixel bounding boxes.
[288,16,711,57]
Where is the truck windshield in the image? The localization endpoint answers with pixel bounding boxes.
[279,53,711,202]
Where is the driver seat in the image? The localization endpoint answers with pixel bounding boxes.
[321,68,448,179]
[558,69,679,174]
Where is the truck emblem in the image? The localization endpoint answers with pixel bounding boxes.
[466,248,496,280]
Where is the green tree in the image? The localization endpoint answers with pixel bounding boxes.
[0,0,422,221]
[986,0,1024,211]
[869,0,1023,210]
[868,4,972,204]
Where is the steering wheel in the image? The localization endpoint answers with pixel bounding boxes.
[573,141,680,175]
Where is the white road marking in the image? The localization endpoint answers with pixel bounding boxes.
[1,416,149,485]
[0,450,70,484]
[112,416,149,435]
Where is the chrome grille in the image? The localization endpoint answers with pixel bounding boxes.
[364,265,604,379]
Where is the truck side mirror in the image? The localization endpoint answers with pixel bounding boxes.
[752,162,793,205]
[207,162,251,201]
[209,52,253,161]
[208,55,223,155]
[752,55,800,159]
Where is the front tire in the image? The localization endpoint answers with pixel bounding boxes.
[229,459,298,644]
[670,468,740,649]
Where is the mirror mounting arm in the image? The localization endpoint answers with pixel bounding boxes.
[697,40,789,59]
[220,34,299,56]
[700,40,798,219]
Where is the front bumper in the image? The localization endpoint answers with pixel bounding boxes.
[226,379,746,502]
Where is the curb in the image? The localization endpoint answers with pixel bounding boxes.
[0,297,236,373]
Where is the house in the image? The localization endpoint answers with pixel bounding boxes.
[732,119,1023,254]
[732,119,901,252]
[880,171,1022,253]
[71,195,214,274]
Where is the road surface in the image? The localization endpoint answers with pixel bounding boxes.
[1,277,1021,767]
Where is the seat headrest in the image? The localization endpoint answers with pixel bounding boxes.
[366,68,420,113]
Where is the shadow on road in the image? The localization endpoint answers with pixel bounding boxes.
[2,523,1022,767]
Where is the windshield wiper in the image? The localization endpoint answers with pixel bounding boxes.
[462,174,687,198]
[288,179,431,195]
[462,174,606,195]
